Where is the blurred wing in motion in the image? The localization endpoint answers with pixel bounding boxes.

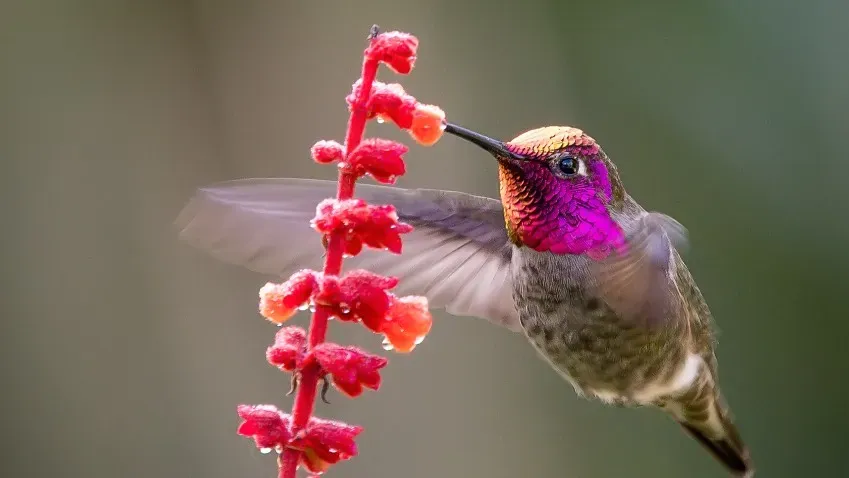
[175,178,521,331]
[592,212,689,326]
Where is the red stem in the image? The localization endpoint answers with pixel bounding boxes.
[278,54,380,478]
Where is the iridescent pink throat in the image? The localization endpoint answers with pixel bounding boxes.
[497,156,625,260]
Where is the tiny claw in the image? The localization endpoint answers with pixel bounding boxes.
[320,376,332,404]
[287,374,299,396]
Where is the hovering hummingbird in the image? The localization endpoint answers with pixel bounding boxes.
[176,123,753,476]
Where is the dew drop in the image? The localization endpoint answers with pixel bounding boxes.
[376,116,385,124]
[259,447,273,454]
[381,338,394,351]
[414,335,425,345]
[327,448,338,454]
[339,303,351,314]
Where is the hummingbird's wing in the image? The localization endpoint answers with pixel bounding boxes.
[591,212,689,327]
[176,178,521,331]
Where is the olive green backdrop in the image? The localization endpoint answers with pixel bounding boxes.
[2,1,846,477]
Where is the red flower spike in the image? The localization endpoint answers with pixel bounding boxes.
[290,417,363,473]
[308,343,388,397]
[236,27,437,478]
[409,103,446,146]
[365,31,419,74]
[237,404,292,450]
[314,270,399,330]
[311,140,345,164]
[258,270,318,324]
[381,295,433,353]
[345,138,408,184]
[266,326,308,372]
[311,199,414,256]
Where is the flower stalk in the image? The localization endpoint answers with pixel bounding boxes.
[236,25,447,477]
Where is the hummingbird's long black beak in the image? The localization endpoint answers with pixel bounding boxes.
[443,122,524,160]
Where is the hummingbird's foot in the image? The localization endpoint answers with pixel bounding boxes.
[319,376,332,404]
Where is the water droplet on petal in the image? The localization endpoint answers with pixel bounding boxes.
[259,447,273,454]
[376,116,385,124]
[414,335,425,345]
[381,338,394,351]
[339,303,351,314]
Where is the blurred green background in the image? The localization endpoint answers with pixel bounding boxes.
[2,1,847,477]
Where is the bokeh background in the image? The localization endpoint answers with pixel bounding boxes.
[2,1,848,477]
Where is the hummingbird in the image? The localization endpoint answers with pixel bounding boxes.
[176,123,753,476]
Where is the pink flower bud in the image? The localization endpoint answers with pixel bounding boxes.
[290,417,363,473]
[258,271,319,324]
[266,327,307,372]
[237,406,362,474]
[236,404,292,450]
[310,140,345,164]
[365,31,418,74]
[314,270,399,330]
[308,343,387,397]
[345,138,408,184]
[381,296,433,353]
[311,199,413,256]
[347,80,417,129]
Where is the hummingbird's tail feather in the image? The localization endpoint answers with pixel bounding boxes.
[669,381,754,477]
[679,413,753,477]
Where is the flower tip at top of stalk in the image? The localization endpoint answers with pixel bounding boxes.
[366,30,419,74]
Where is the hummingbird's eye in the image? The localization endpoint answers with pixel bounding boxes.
[554,154,586,177]
[558,156,578,175]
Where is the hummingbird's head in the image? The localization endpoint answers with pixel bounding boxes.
[445,123,626,258]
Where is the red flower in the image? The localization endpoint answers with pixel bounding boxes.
[365,31,418,74]
[346,80,446,147]
[381,296,433,353]
[347,80,417,129]
[258,270,318,324]
[237,404,292,451]
[311,199,414,256]
[290,417,363,474]
[409,103,446,146]
[308,343,388,397]
[266,327,307,372]
[345,138,408,184]
[311,140,345,164]
[237,405,362,474]
[314,270,398,330]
